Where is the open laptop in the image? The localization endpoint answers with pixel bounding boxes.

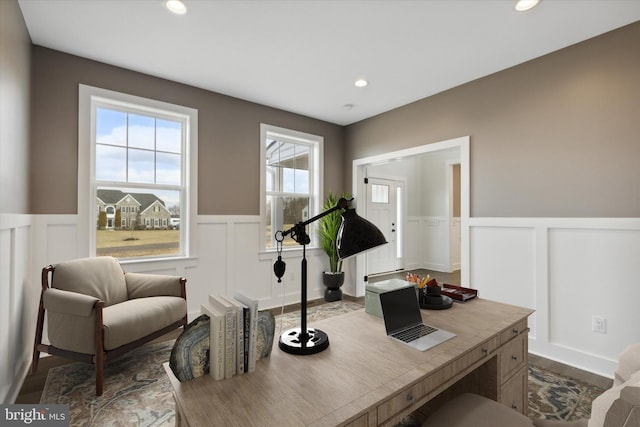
[379,286,456,351]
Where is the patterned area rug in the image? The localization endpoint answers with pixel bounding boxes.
[40,300,605,426]
[40,340,175,426]
[528,365,605,421]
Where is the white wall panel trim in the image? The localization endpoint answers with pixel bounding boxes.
[470,217,640,378]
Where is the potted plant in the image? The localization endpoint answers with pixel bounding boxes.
[318,192,351,301]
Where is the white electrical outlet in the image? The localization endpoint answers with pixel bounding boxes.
[592,316,607,334]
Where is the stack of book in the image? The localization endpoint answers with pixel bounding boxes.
[200,292,259,381]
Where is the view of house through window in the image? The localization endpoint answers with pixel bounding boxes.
[95,105,185,259]
[263,125,322,250]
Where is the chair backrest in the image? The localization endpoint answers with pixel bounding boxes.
[51,257,128,306]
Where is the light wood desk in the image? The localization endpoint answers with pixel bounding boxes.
[164,298,533,427]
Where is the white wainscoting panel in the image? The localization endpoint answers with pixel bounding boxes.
[469,218,640,378]
[451,218,461,270]
[0,214,34,404]
[30,215,80,270]
[469,226,537,320]
[405,217,422,270]
[421,217,449,272]
[13,213,638,400]
[405,216,454,273]
[548,227,640,366]
[1,221,13,402]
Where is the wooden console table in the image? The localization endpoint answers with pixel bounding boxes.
[164,298,533,426]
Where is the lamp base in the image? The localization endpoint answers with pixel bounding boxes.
[278,327,330,355]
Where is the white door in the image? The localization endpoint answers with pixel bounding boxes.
[365,177,403,275]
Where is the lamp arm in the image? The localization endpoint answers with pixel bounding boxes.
[281,197,351,238]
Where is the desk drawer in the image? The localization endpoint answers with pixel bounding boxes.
[377,336,499,423]
[500,318,527,345]
[500,332,526,381]
[469,336,500,362]
[377,377,428,423]
[342,413,368,427]
[500,367,528,415]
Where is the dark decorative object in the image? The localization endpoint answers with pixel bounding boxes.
[319,192,350,301]
[418,279,453,310]
[273,197,387,355]
[322,271,345,302]
[170,315,210,381]
[170,311,276,382]
[255,311,276,359]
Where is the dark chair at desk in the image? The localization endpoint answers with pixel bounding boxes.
[423,343,640,427]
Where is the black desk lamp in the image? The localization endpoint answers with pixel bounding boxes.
[273,197,387,355]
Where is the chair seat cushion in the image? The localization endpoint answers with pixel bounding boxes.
[103,296,186,350]
[423,393,534,427]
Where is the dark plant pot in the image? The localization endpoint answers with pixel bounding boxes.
[322,271,345,302]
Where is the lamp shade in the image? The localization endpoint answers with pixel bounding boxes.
[336,208,388,260]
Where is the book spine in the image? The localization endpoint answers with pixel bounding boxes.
[200,304,224,381]
[209,295,236,379]
[224,308,236,378]
[247,302,258,372]
[212,311,225,380]
[236,304,245,374]
[242,306,250,373]
[233,292,259,373]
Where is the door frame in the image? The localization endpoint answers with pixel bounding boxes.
[447,160,462,272]
[349,136,470,297]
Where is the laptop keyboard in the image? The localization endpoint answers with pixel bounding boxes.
[392,324,438,343]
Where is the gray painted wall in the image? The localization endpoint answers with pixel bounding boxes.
[26,23,640,218]
[0,0,31,215]
[29,47,346,215]
[345,22,640,218]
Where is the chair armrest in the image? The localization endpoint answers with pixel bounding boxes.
[42,288,99,317]
[125,272,186,299]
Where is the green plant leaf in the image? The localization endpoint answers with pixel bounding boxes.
[318,191,351,272]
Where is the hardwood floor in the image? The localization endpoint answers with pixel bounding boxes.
[16,294,612,405]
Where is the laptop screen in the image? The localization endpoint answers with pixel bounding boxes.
[379,286,423,334]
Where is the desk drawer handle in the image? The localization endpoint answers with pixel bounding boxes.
[511,355,518,361]
[482,348,489,355]
[406,394,415,403]
[512,405,518,410]
[513,328,519,335]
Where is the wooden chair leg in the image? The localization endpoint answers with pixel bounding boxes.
[32,347,41,373]
[95,301,105,396]
[95,352,104,396]
[32,293,46,373]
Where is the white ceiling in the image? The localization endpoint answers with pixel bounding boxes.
[18,0,640,126]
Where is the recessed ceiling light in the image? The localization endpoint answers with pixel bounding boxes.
[354,79,368,88]
[515,0,539,12]
[164,0,188,15]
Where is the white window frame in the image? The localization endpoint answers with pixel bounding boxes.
[260,124,323,252]
[78,84,198,261]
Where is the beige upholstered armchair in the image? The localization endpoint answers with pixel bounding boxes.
[32,256,187,396]
[422,343,640,427]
